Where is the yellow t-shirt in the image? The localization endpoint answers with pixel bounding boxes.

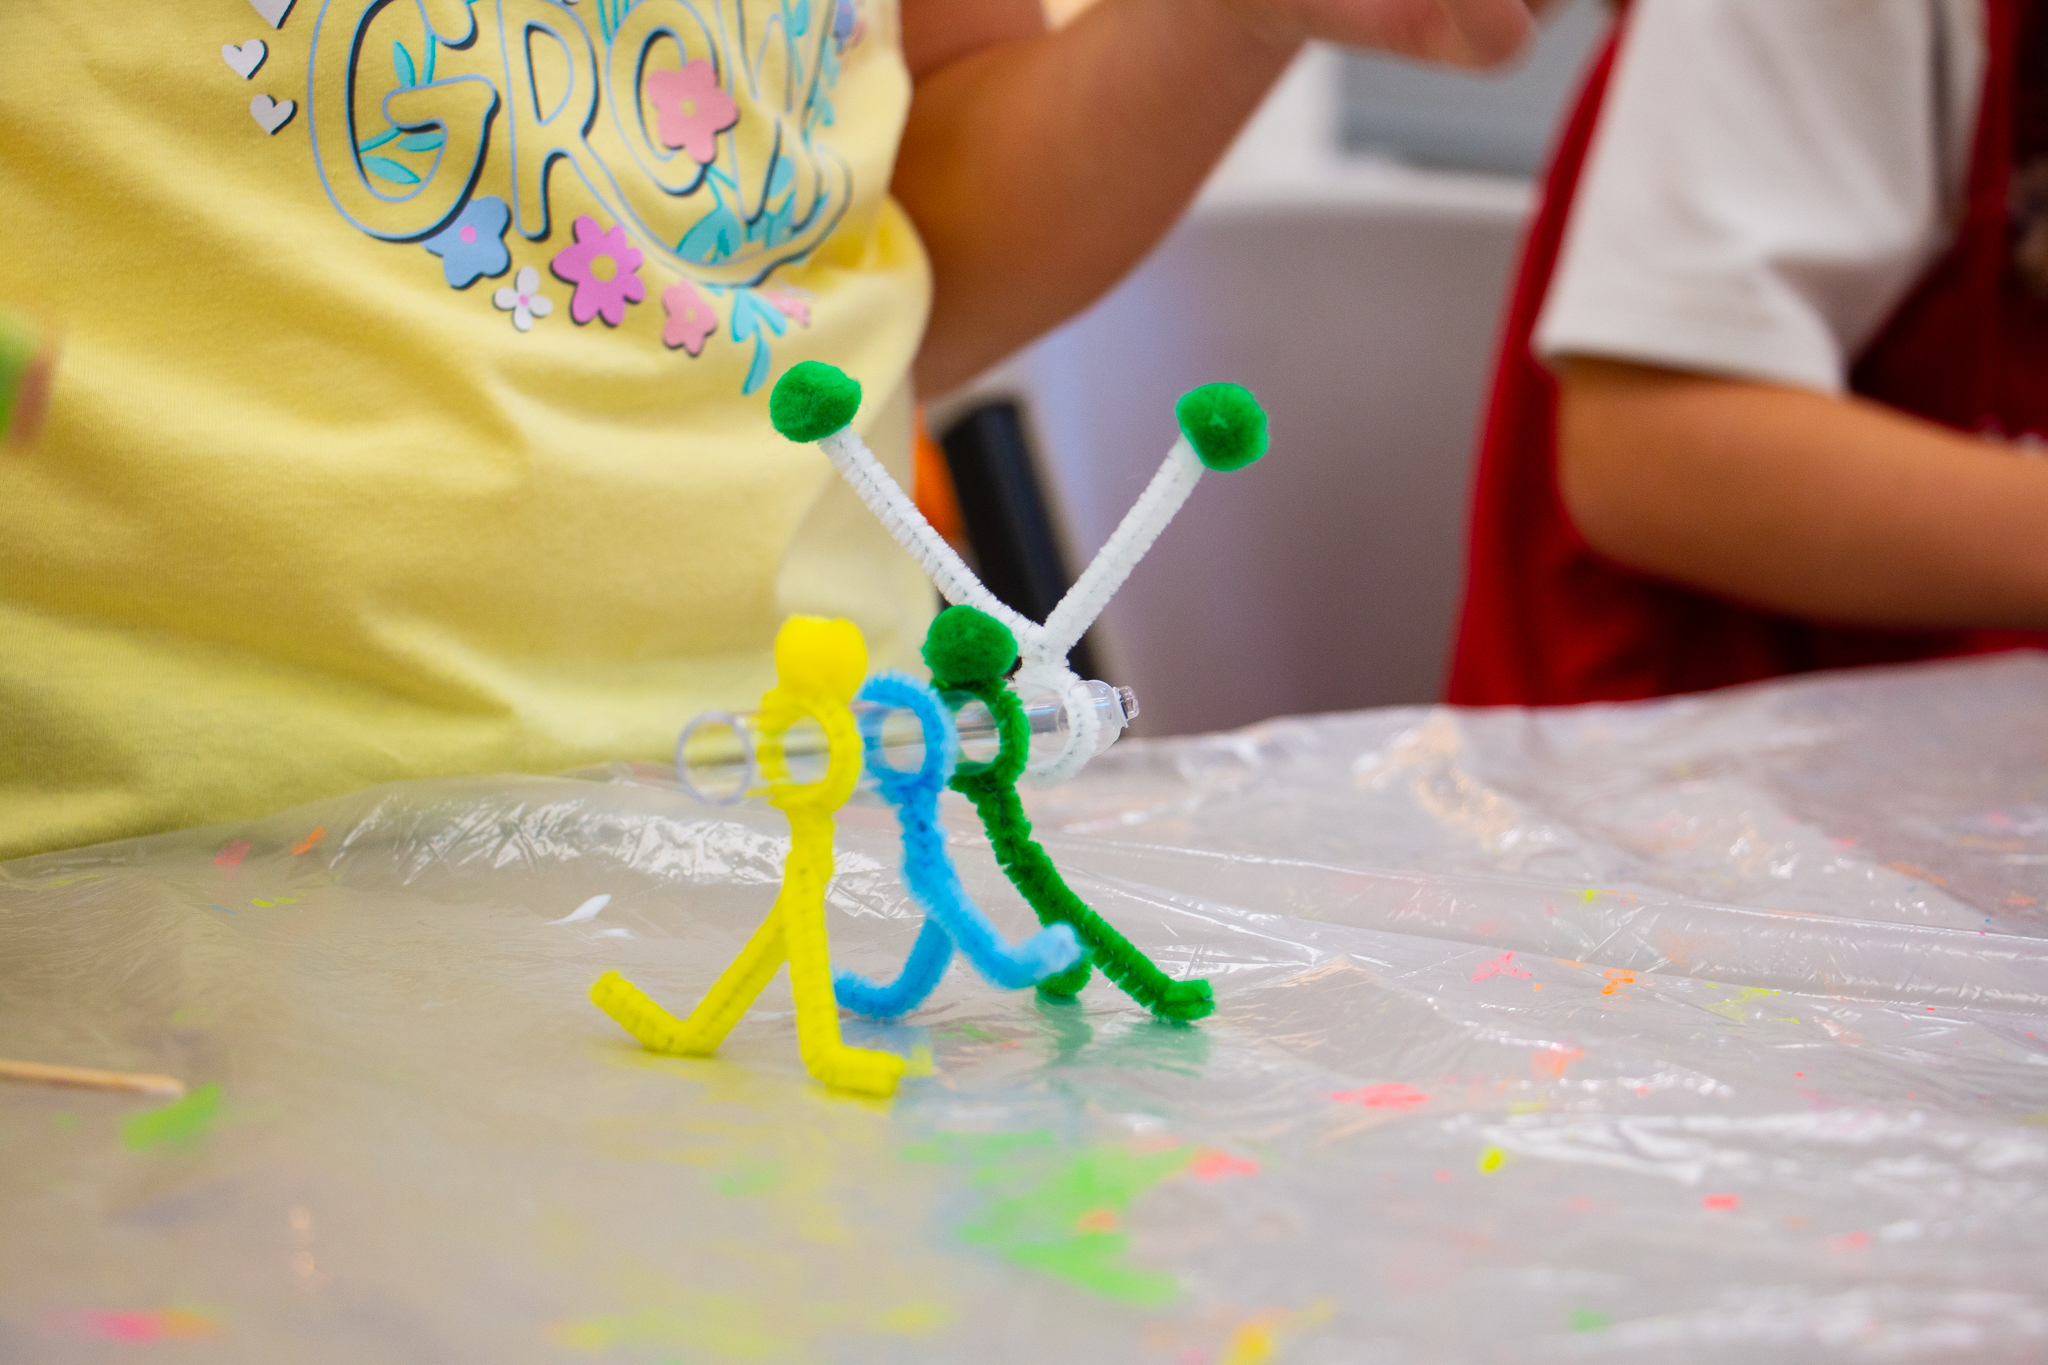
[0,0,934,857]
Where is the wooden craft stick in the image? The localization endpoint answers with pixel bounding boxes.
[0,1058,186,1098]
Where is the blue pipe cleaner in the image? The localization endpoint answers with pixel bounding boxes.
[832,671,1081,1019]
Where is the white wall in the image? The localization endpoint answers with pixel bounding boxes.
[935,48,1544,739]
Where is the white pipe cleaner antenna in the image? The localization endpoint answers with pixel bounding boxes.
[768,362,1269,785]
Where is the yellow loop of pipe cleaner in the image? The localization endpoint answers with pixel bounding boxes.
[591,616,905,1099]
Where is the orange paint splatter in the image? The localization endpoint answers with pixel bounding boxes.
[290,827,327,856]
[1328,1083,1430,1110]
[213,841,251,867]
[1885,861,1947,887]
[1600,969,1635,996]
[1187,1150,1260,1182]
[1074,1207,1120,1234]
[1702,1193,1739,1211]
[1529,1047,1584,1078]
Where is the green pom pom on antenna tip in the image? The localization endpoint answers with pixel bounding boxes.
[922,605,1018,685]
[769,360,863,443]
[1175,381,1268,472]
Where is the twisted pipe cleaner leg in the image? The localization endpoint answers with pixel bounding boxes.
[833,671,1081,1018]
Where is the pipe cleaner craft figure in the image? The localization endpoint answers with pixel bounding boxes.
[590,616,906,1099]
[766,360,1268,789]
[768,361,1265,1022]
[923,604,1214,1021]
[831,672,1083,1020]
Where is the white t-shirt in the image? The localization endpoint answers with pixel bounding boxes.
[1534,0,1987,394]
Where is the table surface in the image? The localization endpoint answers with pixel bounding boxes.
[6,655,2048,1363]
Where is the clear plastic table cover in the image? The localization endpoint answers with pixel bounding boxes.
[6,654,2048,1364]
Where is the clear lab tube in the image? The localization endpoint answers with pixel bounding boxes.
[677,681,1139,807]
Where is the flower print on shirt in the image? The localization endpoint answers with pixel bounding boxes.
[422,196,511,288]
[646,61,740,165]
[759,287,812,327]
[833,0,864,53]
[661,281,718,355]
[550,216,646,326]
[493,265,554,331]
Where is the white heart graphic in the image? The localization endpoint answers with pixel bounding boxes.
[249,95,296,135]
[247,0,296,28]
[221,40,267,80]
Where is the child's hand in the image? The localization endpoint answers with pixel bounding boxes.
[1214,0,1545,67]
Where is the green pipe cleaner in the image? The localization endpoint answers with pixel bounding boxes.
[926,606,1214,1023]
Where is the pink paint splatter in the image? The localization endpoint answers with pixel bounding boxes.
[1471,951,1533,983]
[1187,1150,1261,1182]
[1529,1047,1584,1078]
[57,1309,218,1342]
[1328,1082,1430,1110]
[1702,1193,1739,1211]
[213,840,251,867]
[1828,1230,1870,1251]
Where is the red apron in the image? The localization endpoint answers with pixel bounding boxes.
[1447,0,2048,707]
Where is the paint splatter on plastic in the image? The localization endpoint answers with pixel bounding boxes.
[54,1309,219,1342]
[1328,1082,1429,1110]
[1470,951,1532,983]
[122,1084,222,1152]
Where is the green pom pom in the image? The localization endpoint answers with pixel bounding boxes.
[769,361,862,443]
[922,606,1017,684]
[1174,382,1267,472]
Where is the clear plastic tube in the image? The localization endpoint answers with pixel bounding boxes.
[677,681,1139,806]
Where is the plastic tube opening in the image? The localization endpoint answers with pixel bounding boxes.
[676,681,1137,806]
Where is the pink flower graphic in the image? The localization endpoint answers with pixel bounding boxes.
[550,216,645,326]
[759,287,812,327]
[662,280,718,355]
[647,61,739,165]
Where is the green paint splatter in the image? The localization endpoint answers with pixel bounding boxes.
[956,1145,1194,1306]
[1568,1308,1612,1332]
[1702,984,1781,1023]
[937,1022,1002,1043]
[50,1112,78,1130]
[123,1084,221,1152]
[551,1291,946,1356]
[716,1161,782,1196]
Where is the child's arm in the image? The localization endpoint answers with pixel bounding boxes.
[895,0,1542,393]
[1558,358,2048,630]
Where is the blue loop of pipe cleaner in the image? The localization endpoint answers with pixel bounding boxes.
[833,672,1081,1019]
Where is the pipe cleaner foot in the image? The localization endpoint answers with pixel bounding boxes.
[1143,977,1216,1024]
[591,971,718,1055]
[1034,956,1093,999]
[798,1031,906,1098]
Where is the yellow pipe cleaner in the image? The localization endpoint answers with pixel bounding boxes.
[590,616,906,1099]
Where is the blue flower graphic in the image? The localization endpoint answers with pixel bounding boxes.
[422,197,511,289]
